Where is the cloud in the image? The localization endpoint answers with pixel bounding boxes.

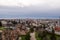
[0,5,60,17]
[0,0,60,18]
[0,0,41,7]
[0,0,60,8]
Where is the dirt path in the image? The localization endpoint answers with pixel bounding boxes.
[30,32,36,40]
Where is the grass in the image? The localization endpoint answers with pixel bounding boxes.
[35,32,60,40]
[48,33,60,40]
[0,27,5,30]
[20,32,30,40]
[35,32,41,40]
[21,35,26,40]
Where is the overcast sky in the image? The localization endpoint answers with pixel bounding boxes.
[0,0,60,19]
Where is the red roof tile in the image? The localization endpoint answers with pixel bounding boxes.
[55,27,60,31]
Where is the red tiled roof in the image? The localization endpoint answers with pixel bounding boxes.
[55,26,60,31]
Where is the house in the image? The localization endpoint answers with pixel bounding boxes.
[1,20,7,27]
[55,26,60,32]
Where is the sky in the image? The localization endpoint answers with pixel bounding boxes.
[0,0,60,19]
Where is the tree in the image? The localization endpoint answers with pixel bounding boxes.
[30,28,34,33]
[0,21,2,26]
[50,27,56,40]
[38,24,48,40]
[26,21,31,28]
[11,21,17,26]
[25,32,30,40]
[0,33,2,40]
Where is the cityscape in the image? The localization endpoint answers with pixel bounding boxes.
[0,0,60,40]
[0,18,60,40]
